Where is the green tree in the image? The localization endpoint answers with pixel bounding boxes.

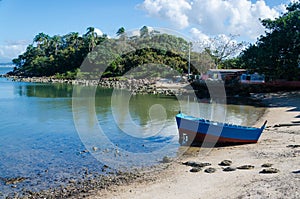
[11,27,205,78]
[50,35,62,55]
[116,27,125,37]
[33,32,50,50]
[140,26,149,38]
[240,2,300,80]
[84,27,97,52]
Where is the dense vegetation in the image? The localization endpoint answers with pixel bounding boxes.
[12,27,107,77]
[12,2,300,81]
[238,2,300,81]
[12,26,208,79]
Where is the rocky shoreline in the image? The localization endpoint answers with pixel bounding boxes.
[5,75,299,100]
[1,163,170,199]
[3,75,190,97]
[1,171,139,199]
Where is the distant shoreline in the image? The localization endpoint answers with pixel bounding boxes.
[2,74,299,107]
[2,75,191,97]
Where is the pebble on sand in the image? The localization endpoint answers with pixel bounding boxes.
[237,165,255,170]
[223,167,237,172]
[261,163,273,168]
[259,168,280,174]
[286,144,300,148]
[190,167,202,173]
[182,161,211,167]
[219,160,232,166]
[204,168,216,173]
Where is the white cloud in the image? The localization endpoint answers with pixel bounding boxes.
[0,40,28,62]
[140,0,284,42]
[139,0,192,28]
[190,28,209,43]
[94,28,103,36]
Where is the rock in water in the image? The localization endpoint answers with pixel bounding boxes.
[4,177,27,185]
[219,160,232,166]
[92,147,98,151]
[162,156,172,163]
[80,149,89,154]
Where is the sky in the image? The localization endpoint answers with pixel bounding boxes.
[0,0,296,62]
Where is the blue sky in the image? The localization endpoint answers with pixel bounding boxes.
[0,0,294,62]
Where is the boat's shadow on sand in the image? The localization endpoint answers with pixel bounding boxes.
[181,141,256,148]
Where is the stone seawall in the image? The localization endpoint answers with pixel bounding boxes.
[6,76,189,96]
[6,75,298,99]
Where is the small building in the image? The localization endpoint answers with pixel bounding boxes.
[206,69,246,81]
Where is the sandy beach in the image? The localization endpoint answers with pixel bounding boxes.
[87,91,300,199]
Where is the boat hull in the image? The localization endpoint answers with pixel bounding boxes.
[176,113,267,145]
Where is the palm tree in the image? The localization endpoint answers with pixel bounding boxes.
[116,27,125,37]
[33,32,50,50]
[70,32,80,48]
[51,35,62,55]
[63,32,80,48]
[140,26,149,38]
[84,27,97,51]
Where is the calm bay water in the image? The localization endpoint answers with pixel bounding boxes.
[0,66,13,75]
[0,67,265,196]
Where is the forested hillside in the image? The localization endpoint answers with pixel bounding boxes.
[12,26,210,79]
[11,2,300,81]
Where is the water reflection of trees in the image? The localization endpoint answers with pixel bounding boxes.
[128,95,180,125]
[15,83,74,98]
[13,82,263,127]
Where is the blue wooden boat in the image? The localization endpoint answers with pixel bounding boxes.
[176,113,267,145]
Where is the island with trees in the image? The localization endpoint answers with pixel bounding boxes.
[8,2,300,94]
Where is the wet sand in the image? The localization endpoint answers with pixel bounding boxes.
[89,91,300,199]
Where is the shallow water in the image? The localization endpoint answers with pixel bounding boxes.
[0,67,265,196]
